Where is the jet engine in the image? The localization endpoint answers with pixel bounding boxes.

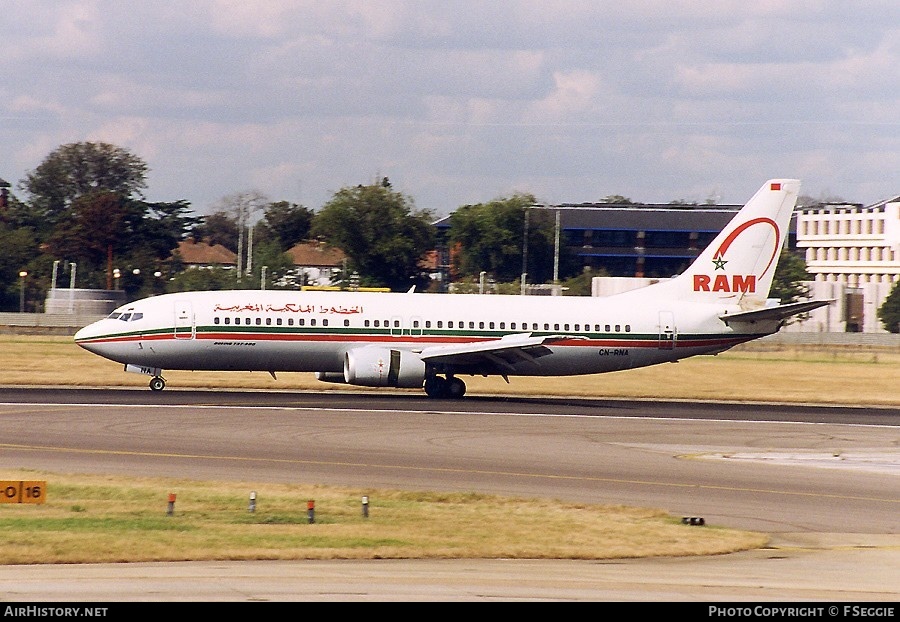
[343,347,426,388]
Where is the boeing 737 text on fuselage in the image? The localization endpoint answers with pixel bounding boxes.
[74,179,830,398]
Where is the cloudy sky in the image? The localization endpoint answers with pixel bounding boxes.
[2,1,899,218]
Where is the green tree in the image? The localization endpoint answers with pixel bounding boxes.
[448,195,571,284]
[876,281,900,333]
[311,182,435,291]
[191,210,240,251]
[166,266,235,292]
[133,200,201,261]
[45,191,135,289]
[19,142,148,235]
[770,249,812,305]
[256,201,314,251]
[0,225,38,311]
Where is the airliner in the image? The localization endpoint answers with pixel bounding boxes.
[74,179,829,398]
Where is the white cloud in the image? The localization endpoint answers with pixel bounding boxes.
[1,1,898,216]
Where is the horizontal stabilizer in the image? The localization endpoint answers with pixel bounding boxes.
[720,299,833,324]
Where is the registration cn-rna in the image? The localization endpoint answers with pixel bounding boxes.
[74,179,830,399]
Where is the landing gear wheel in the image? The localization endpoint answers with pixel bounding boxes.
[424,376,447,398]
[149,376,166,392]
[446,377,466,399]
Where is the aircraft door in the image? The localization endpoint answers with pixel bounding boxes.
[174,301,195,340]
[658,311,676,350]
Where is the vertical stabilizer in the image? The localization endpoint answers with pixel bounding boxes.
[629,179,800,307]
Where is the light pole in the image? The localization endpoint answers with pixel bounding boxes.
[18,271,27,313]
[113,268,121,290]
[68,262,77,313]
[521,207,531,295]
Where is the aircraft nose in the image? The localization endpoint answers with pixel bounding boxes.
[73,321,105,352]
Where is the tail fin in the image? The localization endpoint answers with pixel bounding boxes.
[629,179,800,306]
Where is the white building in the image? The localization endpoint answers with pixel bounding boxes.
[793,198,900,333]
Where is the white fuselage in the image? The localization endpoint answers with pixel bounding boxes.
[74,288,766,377]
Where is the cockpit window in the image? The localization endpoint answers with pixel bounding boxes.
[107,312,122,320]
[119,313,132,321]
[131,313,143,321]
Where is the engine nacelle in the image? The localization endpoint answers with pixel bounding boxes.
[314,371,347,384]
[344,347,426,388]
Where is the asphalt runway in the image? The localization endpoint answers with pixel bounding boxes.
[0,387,897,602]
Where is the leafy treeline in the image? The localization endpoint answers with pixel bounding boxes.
[0,142,570,309]
[3,141,877,326]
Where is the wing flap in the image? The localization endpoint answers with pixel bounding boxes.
[419,332,566,369]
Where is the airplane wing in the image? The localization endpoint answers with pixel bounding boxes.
[417,332,570,373]
[720,299,833,325]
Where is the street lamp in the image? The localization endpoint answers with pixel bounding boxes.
[18,271,27,313]
[113,268,121,290]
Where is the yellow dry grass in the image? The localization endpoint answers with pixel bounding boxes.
[0,470,766,565]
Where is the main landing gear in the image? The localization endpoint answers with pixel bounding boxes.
[423,374,466,399]
[149,376,166,392]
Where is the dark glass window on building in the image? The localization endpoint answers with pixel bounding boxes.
[643,231,691,248]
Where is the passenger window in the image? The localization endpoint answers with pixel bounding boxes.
[276,318,283,326]
[393,320,400,328]
[374,320,380,327]
[288,319,294,326]
[322,319,328,327]
[564,324,569,331]
[224,318,230,325]
[245,318,251,325]
[255,318,262,325]
[343,319,349,327]
[574,324,580,331]
[615,325,621,332]
[625,325,631,332]
[605,324,611,332]
[365,320,370,327]
[479,321,484,329]
[265,318,272,325]
[437,321,443,328]
[311,319,317,327]
[469,321,475,329]
[447,321,453,328]
[554,323,560,330]
[510,323,516,330]
[499,322,505,329]
[214,317,220,325]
